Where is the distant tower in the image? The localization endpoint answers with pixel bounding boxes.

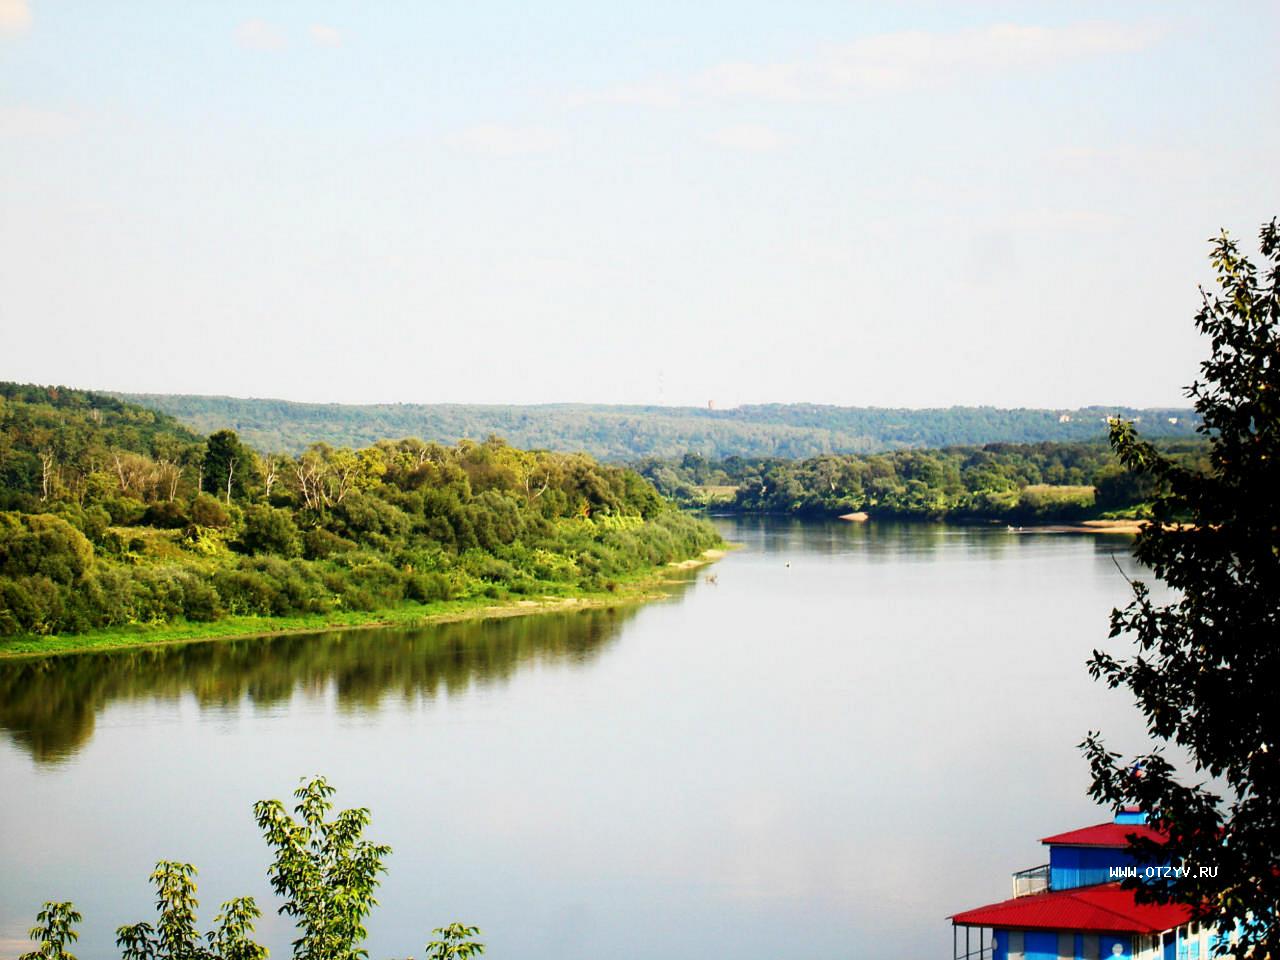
[708,399,715,410]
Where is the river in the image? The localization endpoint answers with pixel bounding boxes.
[0,518,1159,959]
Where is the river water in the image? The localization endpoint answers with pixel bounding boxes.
[0,518,1159,959]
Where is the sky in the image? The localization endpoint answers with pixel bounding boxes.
[1,1,1277,409]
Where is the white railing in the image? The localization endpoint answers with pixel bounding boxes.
[1012,863,1050,898]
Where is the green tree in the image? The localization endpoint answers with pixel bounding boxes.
[116,861,266,960]
[422,924,484,960]
[237,504,301,557]
[20,902,81,960]
[204,431,254,504]
[24,778,479,960]
[0,512,93,583]
[253,777,393,960]
[1082,219,1280,953]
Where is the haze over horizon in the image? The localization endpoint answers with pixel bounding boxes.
[3,1,1276,408]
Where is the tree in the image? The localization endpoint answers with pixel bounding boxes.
[204,431,253,504]
[20,903,81,960]
[23,778,480,960]
[237,504,301,557]
[1082,219,1280,953]
[253,777,393,960]
[116,862,266,960]
[422,924,484,960]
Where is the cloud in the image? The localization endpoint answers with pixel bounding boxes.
[310,24,342,48]
[0,0,31,35]
[447,124,560,157]
[695,22,1156,101]
[235,19,287,51]
[578,21,1157,107]
[703,124,781,153]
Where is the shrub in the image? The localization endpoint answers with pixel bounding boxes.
[238,505,301,558]
[190,494,231,529]
[142,500,190,529]
[303,527,356,560]
[405,571,453,603]
[0,512,94,584]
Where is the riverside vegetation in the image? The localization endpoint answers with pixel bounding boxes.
[636,440,1208,523]
[0,385,720,651]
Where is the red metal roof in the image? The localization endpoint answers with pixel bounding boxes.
[1040,821,1166,848]
[951,883,1191,933]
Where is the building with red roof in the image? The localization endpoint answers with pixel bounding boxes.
[948,809,1234,960]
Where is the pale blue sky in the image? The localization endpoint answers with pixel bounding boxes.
[2,1,1276,407]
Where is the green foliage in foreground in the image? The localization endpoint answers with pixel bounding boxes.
[636,441,1209,522]
[0,384,720,640]
[22,778,483,960]
[1083,220,1280,955]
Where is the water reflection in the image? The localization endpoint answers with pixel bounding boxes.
[0,604,654,764]
[0,520,1155,960]
[717,514,1137,563]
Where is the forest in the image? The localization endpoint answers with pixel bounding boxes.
[0,384,720,642]
[635,441,1209,522]
[117,391,1201,460]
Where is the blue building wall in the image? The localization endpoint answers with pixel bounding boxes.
[1049,845,1146,890]
[991,929,1133,960]
[1025,931,1059,960]
[1099,934,1130,959]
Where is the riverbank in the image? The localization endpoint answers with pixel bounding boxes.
[0,549,728,661]
[1009,519,1147,534]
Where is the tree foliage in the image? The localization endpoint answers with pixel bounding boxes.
[112,391,1204,460]
[1082,220,1280,953]
[25,778,477,960]
[116,862,266,960]
[0,389,720,640]
[20,902,82,960]
[422,924,484,960]
[637,440,1204,522]
[254,778,390,960]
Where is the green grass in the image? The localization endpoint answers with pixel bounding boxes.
[0,553,723,660]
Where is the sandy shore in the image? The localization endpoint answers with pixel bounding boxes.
[666,548,728,569]
[1008,520,1187,535]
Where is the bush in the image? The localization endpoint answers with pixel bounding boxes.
[405,571,453,603]
[303,527,356,560]
[0,512,94,584]
[102,496,147,525]
[238,505,301,558]
[190,494,231,528]
[143,500,190,529]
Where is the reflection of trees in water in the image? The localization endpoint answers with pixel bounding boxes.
[0,606,641,765]
[723,516,1017,559]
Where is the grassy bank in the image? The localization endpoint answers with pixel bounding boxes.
[0,549,726,660]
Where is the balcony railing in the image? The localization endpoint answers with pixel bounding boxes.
[1012,863,1050,898]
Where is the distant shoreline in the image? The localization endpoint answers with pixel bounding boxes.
[1004,520,1147,535]
[834,514,1147,534]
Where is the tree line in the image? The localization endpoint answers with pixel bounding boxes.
[635,441,1209,522]
[0,387,719,639]
[112,390,1202,460]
